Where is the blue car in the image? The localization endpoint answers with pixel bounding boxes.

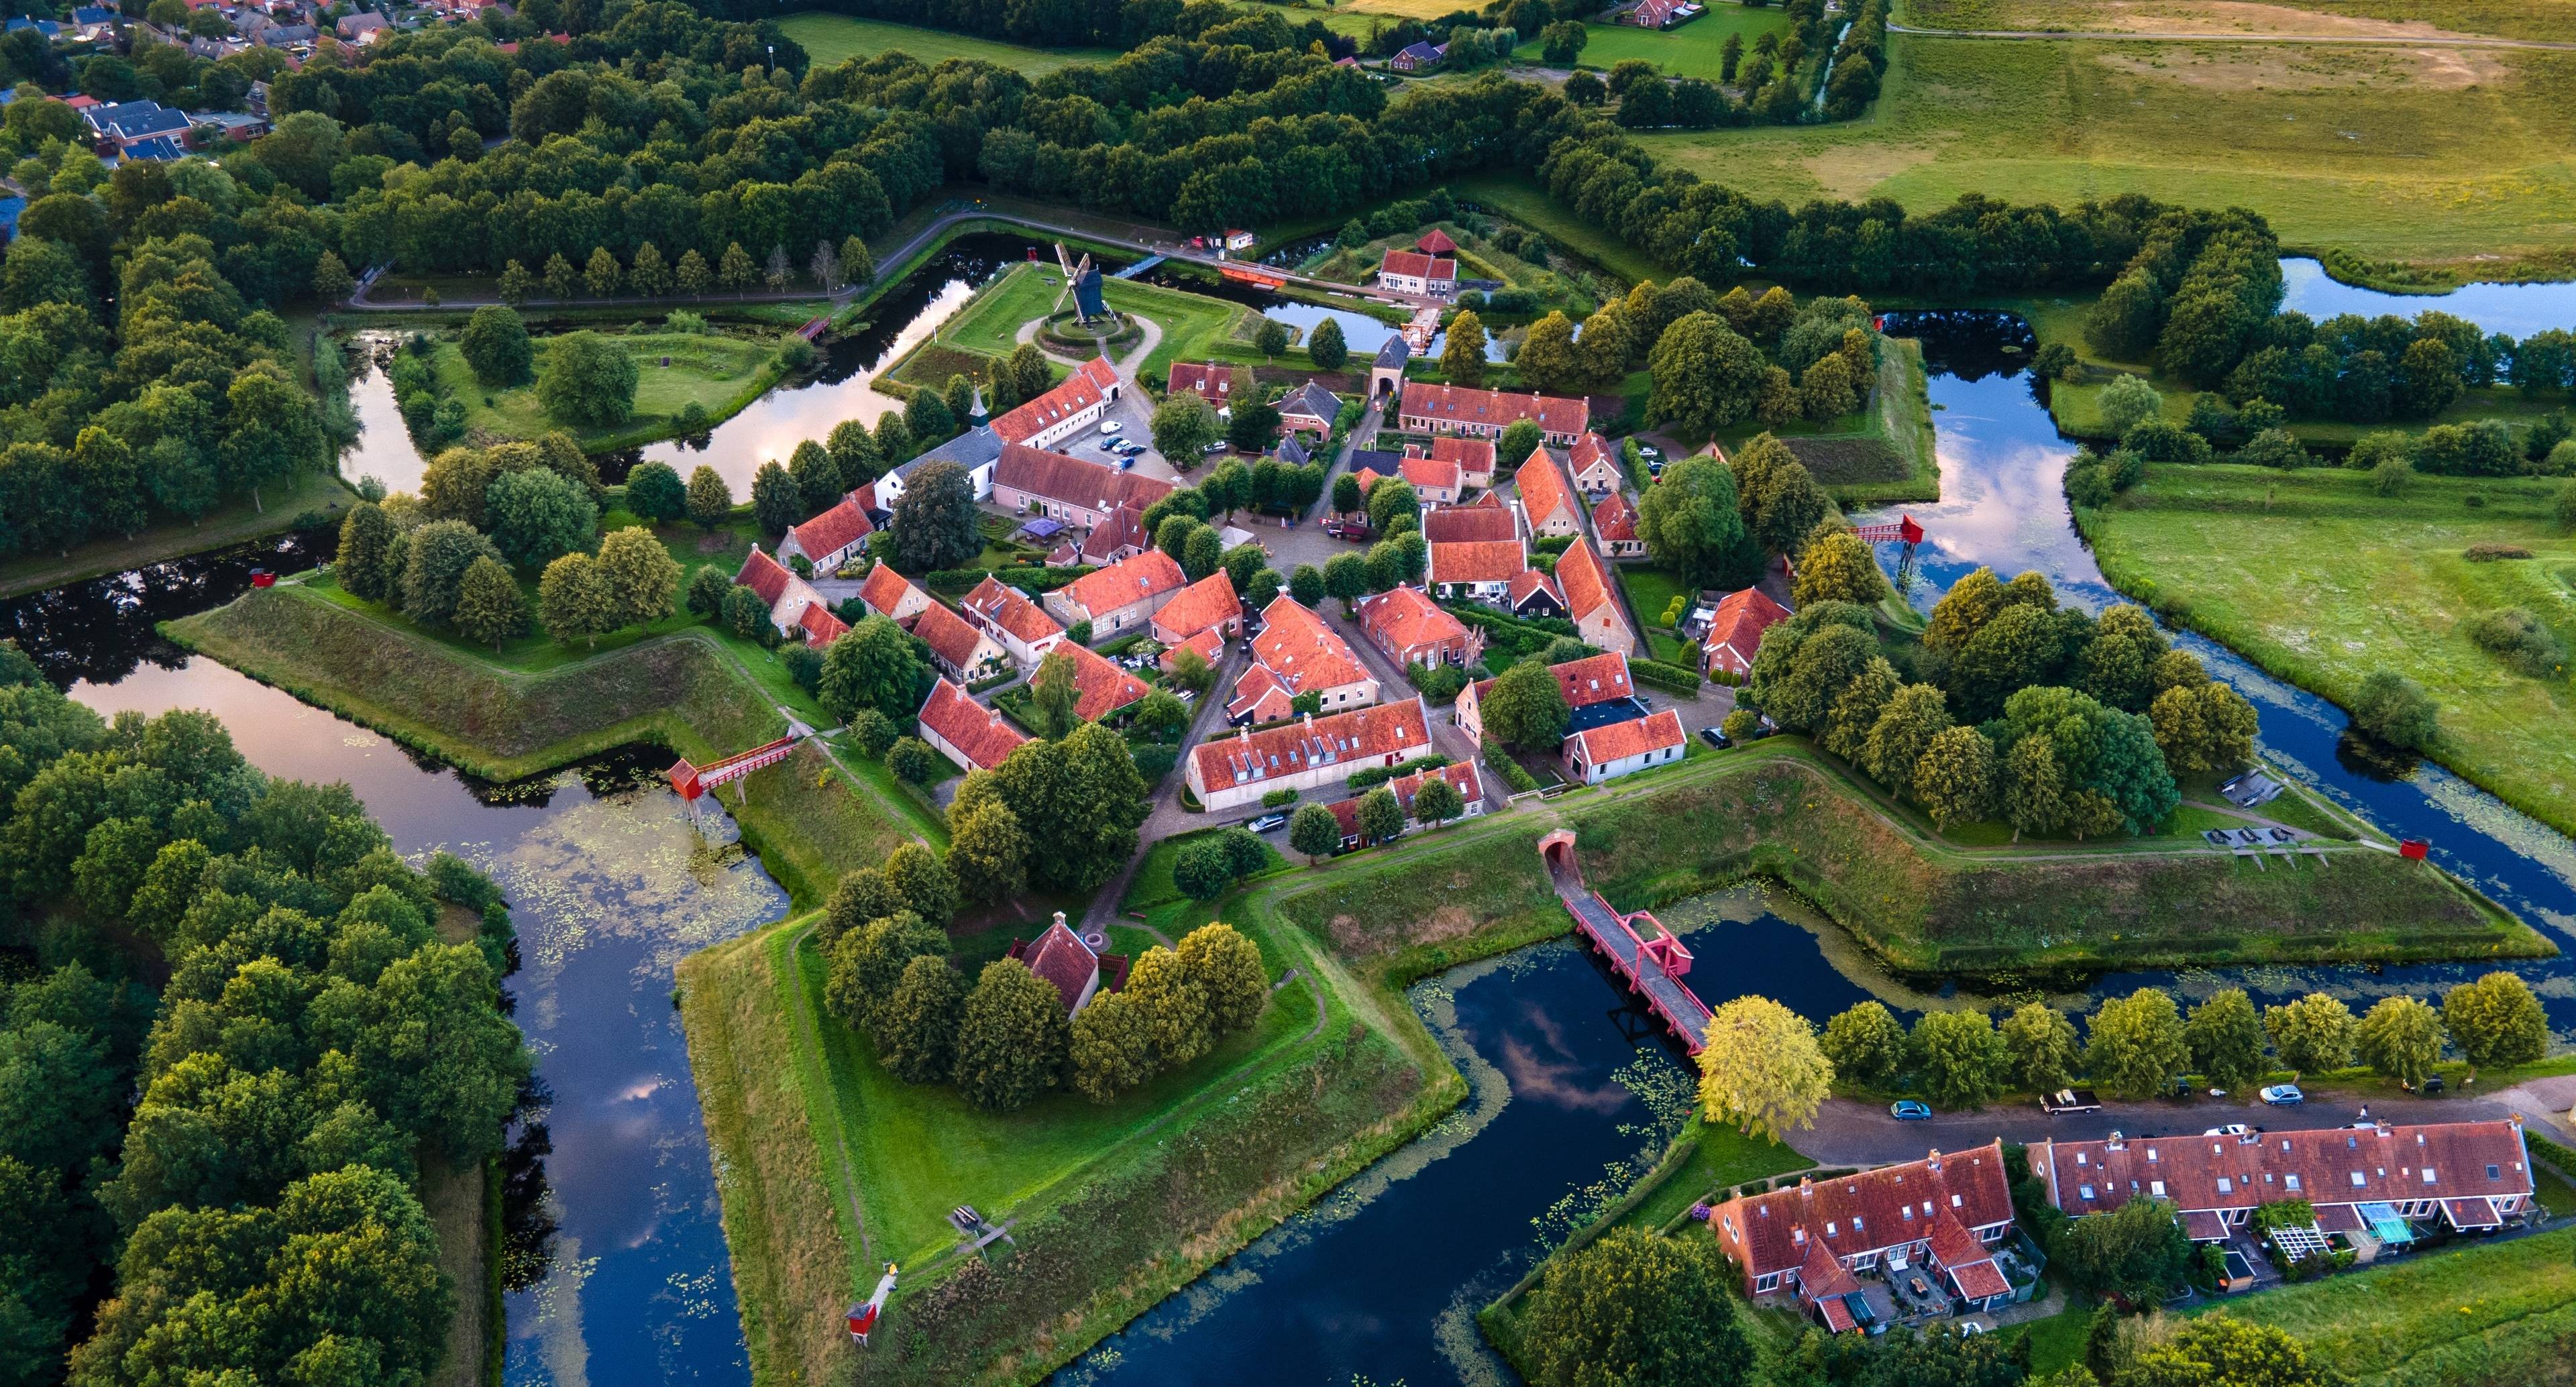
[2259,1084,2305,1107]
[1890,1100,1933,1121]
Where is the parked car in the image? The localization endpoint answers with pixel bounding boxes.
[1099,419,1123,435]
[1245,813,1290,833]
[1202,439,1231,454]
[1699,726,1731,750]
[2259,1084,2306,1107]
[2204,1124,2253,1138]
[1324,519,1371,541]
[1173,687,1195,703]
[1116,456,1134,470]
[2041,1088,2102,1115]
[2403,1076,2447,1095]
[1116,439,1148,455]
[1890,1100,1933,1121]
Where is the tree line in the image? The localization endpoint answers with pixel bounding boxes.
[0,642,527,1386]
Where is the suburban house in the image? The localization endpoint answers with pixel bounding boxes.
[992,442,1174,530]
[875,425,1004,504]
[912,601,1010,683]
[1627,0,1707,26]
[1427,539,1525,604]
[1387,39,1446,72]
[1591,490,1645,559]
[1505,567,1567,619]
[1703,588,1792,680]
[855,562,933,625]
[1555,538,1637,655]
[1150,571,1243,648]
[1378,249,1457,296]
[1237,596,1380,716]
[1355,585,1481,669]
[1399,382,1589,447]
[1423,493,1518,545]
[733,548,844,650]
[991,355,1123,450]
[1370,334,1411,402]
[83,99,193,157]
[1399,452,1463,504]
[335,10,389,42]
[2029,1119,2538,1246]
[959,576,1067,667]
[1456,651,1640,744]
[1008,912,1130,1015]
[1061,506,1148,567]
[1565,707,1684,783]
[1277,382,1342,439]
[1167,362,1240,414]
[1051,639,1152,723]
[1711,1144,2019,1335]
[1044,548,1189,634]
[777,494,873,575]
[1187,697,1434,812]
[1321,761,1487,850]
[916,677,1028,773]
[1515,452,1585,539]
[1567,433,1625,494]
[1413,436,1497,491]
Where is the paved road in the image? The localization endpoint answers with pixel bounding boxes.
[1886,21,2576,48]
[1794,1089,2551,1168]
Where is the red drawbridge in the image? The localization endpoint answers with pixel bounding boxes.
[669,733,802,806]
[1538,832,1713,1054]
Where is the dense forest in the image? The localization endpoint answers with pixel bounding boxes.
[0,643,527,1386]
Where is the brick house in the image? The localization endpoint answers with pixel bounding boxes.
[1244,596,1380,712]
[1150,571,1243,648]
[1504,567,1566,619]
[912,601,1010,683]
[959,576,1067,667]
[1711,1144,2019,1335]
[1277,381,1342,439]
[733,547,842,649]
[1400,382,1589,447]
[1554,537,1636,655]
[1321,761,1487,849]
[1428,539,1525,604]
[1399,452,1463,504]
[1008,912,1130,1015]
[1186,697,1433,812]
[1044,548,1188,634]
[1591,490,1645,559]
[778,494,873,575]
[1422,493,1518,545]
[990,356,1122,450]
[916,677,1027,773]
[1418,435,1497,490]
[1567,433,1625,495]
[855,562,932,625]
[1049,639,1152,723]
[1456,652,1637,744]
[992,442,1174,530]
[1377,249,1458,295]
[1355,585,1480,669]
[1515,451,1583,539]
[1167,361,1242,414]
[1704,588,1791,680]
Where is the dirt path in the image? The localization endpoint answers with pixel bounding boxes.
[1887,21,2576,48]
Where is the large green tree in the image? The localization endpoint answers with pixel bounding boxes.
[2184,988,2269,1094]
[819,616,928,725]
[2084,987,2190,1100]
[399,521,502,628]
[1633,452,1754,588]
[484,467,596,568]
[876,954,967,1085]
[460,305,533,386]
[2442,971,2546,1072]
[1647,312,1768,435]
[2263,993,2357,1078]
[1520,1227,1754,1387]
[890,458,982,573]
[1483,659,1572,751]
[2000,1002,2080,1093]
[1819,1001,1907,1089]
[1912,1009,2008,1107]
[535,330,638,427]
[953,958,1070,1111]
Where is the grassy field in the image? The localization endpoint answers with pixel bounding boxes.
[2210,1225,2576,1384]
[2082,463,2576,842]
[1123,827,1293,911]
[1511,9,1794,80]
[1452,172,1668,286]
[1907,0,2576,44]
[1104,274,1267,382]
[1631,31,2576,275]
[2052,380,2570,449]
[932,262,1069,361]
[777,11,1116,72]
[436,330,781,451]
[0,467,354,599]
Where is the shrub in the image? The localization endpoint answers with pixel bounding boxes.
[2464,543,2533,561]
[2464,607,2567,677]
[847,708,899,759]
[2352,670,2437,749]
[665,310,707,334]
[782,643,825,695]
[1483,739,1539,792]
[1260,788,1299,810]
[887,736,941,783]
[1346,753,1448,791]
[2097,374,2163,436]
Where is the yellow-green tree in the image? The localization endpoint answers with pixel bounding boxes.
[1695,995,1831,1141]
[1790,529,1888,608]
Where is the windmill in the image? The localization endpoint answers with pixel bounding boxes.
[1052,242,1110,327]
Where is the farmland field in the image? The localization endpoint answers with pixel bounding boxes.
[1905,0,2576,44]
[1509,9,1794,80]
[1631,32,2576,273]
[777,12,1115,72]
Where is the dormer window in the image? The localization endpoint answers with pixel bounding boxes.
[2216,1177,2233,1194]
[1825,1221,1838,1236]
[2351,1172,2367,1188]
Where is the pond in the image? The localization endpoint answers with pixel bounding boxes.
[2278,258,2576,339]
[340,232,1075,499]
[3,543,791,1387]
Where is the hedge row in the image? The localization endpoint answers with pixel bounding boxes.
[1631,657,1703,694]
[1483,740,1541,793]
[1346,753,1450,792]
[924,563,1095,594]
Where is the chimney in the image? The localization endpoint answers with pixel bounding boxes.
[2106,1131,2125,1151]
[1052,910,1067,932]
[1799,1176,1814,1199]
[1927,1149,1941,1172]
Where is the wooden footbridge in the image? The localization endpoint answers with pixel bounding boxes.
[668,730,804,807]
[1538,831,1713,1054]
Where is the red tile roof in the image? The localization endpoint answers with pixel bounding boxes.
[1050,640,1150,721]
[1428,435,1495,476]
[1568,431,1618,478]
[961,576,1064,647]
[2035,1121,2536,1221]
[1380,249,1456,282]
[1424,501,1519,545]
[1191,698,1431,791]
[1350,467,1387,495]
[787,496,873,564]
[1570,708,1683,765]
[1017,918,1099,1011]
[1389,761,1481,816]
[1415,229,1458,255]
[857,561,924,619]
[1403,382,1589,439]
[1081,506,1148,564]
[1160,626,1222,673]
[1554,652,1636,708]
[1507,567,1564,610]
[1553,536,1619,625]
[991,356,1120,445]
[1224,663,1296,724]
[1356,586,1468,660]
[1592,490,1639,542]
[797,602,849,649]
[1714,1144,2016,1282]
[1705,588,1791,677]
[1252,597,1373,693]
[735,547,792,606]
[1152,571,1241,643]
[917,677,1027,771]
[1431,539,1525,585]
[1057,548,1186,622]
[1516,452,1578,527]
[995,442,1173,515]
[1400,454,1462,496]
[1166,361,1237,408]
[912,600,998,675]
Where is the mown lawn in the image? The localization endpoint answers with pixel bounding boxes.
[2207,1226,2576,1384]
[1615,1119,1813,1234]
[1123,826,1294,911]
[1511,9,1793,81]
[437,330,780,449]
[1631,32,2576,273]
[1104,275,1263,382]
[933,262,1066,361]
[775,11,1116,72]
[2082,464,2576,840]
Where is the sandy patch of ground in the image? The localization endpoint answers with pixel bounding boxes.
[2096,41,2508,89]
[1933,0,2519,41]
[1803,140,1954,200]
